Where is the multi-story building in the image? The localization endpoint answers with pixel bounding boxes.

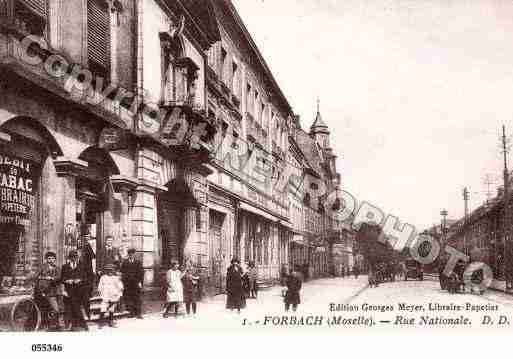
[204,0,294,291]
[288,105,347,279]
[0,0,348,300]
[0,0,140,294]
[446,192,505,278]
[444,183,513,291]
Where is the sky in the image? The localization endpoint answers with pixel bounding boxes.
[231,0,513,230]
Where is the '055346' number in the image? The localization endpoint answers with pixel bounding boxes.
[31,344,63,352]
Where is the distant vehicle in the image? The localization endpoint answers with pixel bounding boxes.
[404,259,423,281]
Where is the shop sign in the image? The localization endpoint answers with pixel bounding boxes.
[0,153,40,228]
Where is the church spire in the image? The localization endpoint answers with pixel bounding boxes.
[310,97,329,134]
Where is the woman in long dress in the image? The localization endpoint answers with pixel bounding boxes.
[226,258,245,313]
[284,267,302,312]
[163,261,184,318]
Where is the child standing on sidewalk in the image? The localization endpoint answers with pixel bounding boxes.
[97,264,124,328]
[181,268,202,316]
[163,261,183,318]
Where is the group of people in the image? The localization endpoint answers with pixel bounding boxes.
[225,258,303,313]
[33,248,144,331]
[162,261,202,318]
[34,251,306,331]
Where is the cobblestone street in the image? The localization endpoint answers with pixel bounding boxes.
[89,276,369,331]
[89,277,513,331]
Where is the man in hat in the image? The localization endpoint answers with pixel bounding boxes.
[61,250,88,331]
[120,248,144,319]
[104,235,121,271]
[34,251,63,331]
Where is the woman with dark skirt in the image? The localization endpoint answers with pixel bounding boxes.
[226,258,245,313]
[284,267,302,312]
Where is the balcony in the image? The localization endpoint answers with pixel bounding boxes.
[245,112,259,141]
[206,65,221,97]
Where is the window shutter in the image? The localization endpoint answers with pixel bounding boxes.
[19,0,47,17]
[87,0,111,70]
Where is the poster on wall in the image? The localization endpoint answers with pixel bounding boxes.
[0,153,40,229]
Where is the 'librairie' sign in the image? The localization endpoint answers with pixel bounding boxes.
[0,153,39,228]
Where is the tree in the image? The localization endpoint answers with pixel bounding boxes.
[355,223,395,269]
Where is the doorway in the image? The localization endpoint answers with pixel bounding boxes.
[75,193,104,271]
[0,227,22,286]
[157,200,183,269]
[209,210,226,294]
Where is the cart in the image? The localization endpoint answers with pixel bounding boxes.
[0,292,41,332]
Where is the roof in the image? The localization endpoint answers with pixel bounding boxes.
[214,0,293,115]
[310,108,329,134]
[180,0,221,44]
[295,129,324,177]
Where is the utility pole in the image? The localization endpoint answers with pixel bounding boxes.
[440,209,448,248]
[501,125,510,289]
[483,174,496,204]
[463,187,470,256]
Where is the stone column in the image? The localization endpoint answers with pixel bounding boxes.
[131,183,159,286]
[111,175,138,258]
[182,206,198,267]
[182,166,209,268]
[240,212,247,263]
[53,157,87,267]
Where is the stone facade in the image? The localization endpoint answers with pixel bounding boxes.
[0,0,350,298]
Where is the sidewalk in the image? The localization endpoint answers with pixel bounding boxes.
[88,276,369,331]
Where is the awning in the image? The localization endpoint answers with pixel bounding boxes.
[239,202,281,222]
[278,220,294,230]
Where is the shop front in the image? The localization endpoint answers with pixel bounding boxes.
[238,202,288,284]
[0,125,47,296]
[0,114,135,321]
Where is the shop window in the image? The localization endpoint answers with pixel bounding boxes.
[0,147,43,295]
[12,0,47,37]
[245,219,253,263]
[87,0,111,82]
[263,225,270,265]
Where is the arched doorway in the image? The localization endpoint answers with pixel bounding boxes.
[76,146,120,272]
[0,117,62,294]
[157,177,197,270]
